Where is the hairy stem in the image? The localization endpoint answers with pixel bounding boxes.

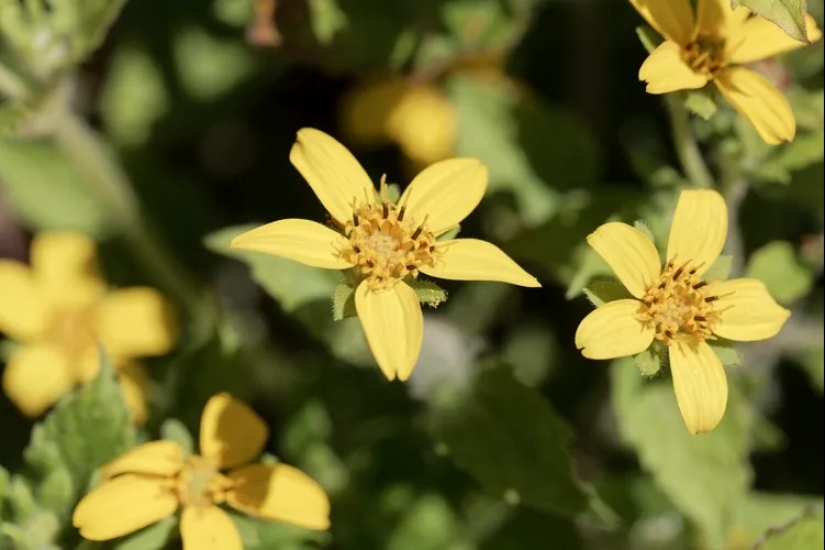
[665,94,714,189]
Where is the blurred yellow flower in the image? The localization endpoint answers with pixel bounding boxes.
[340,77,457,169]
[231,128,540,381]
[0,232,175,424]
[630,0,822,144]
[73,393,330,547]
[575,190,790,434]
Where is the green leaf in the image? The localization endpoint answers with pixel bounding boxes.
[636,25,663,54]
[612,358,751,548]
[205,225,341,313]
[634,348,663,376]
[307,0,349,44]
[757,513,825,550]
[160,418,194,456]
[705,254,734,281]
[114,516,178,550]
[23,351,136,507]
[732,0,811,42]
[734,492,823,540]
[685,91,718,120]
[173,27,255,102]
[793,347,824,393]
[428,365,589,517]
[332,283,357,321]
[762,129,825,178]
[746,241,814,305]
[387,494,469,550]
[0,138,113,237]
[708,340,743,366]
[409,279,449,308]
[582,276,632,307]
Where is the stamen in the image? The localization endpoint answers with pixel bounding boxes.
[693,281,708,290]
[382,202,389,219]
[705,296,718,303]
[398,205,406,221]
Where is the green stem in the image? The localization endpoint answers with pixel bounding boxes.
[665,94,714,189]
[52,110,203,311]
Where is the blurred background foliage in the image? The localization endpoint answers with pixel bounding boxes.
[1,0,823,548]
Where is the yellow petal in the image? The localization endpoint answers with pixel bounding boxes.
[2,344,74,417]
[709,278,791,341]
[715,68,796,144]
[0,260,48,341]
[639,42,710,94]
[669,340,728,435]
[729,14,822,64]
[103,440,185,480]
[30,232,106,308]
[289,128,375,224]
[387,85,457,167]
[339,78,406,146]
[230,219,354,270]
[398,158,488,236]
[420,239,540,287]
[575,299,655,360]
[696,0,750,38]
[354,280,423,382]
[666,189,728,276]
[118,361,152,426]
[226,464,330,531]
[180,506,242,550]
[628,0,695,44]
[199,393,269,469]
[97,288,177,359]
[586,222,661,299]
[73,475,178,541]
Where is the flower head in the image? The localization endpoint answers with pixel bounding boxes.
[231,128,540,381]
[0,232,175,423]
[630,0,822,143]
[575,189,790,434]
[73,393,330,547]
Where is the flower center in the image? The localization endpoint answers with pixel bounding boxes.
[175,455,228,508]
[637,259,721,345]
[339,178,438,291]
[46,307,98,360]
[683,34,726,75]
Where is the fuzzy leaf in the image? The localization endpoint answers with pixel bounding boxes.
[732,0,811,42]
[409,279,448,308]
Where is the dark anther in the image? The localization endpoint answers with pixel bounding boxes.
[398,206,406,221]
[406,265,415,271]
[673,266,684,280]
[693,281,708,290]
[353,245,360,253]
[658,281,667,289]
[411,226,423,240]
[352,213,360,227]
[705,296,718,303]
[665,330,673,339]
[382,202,389,219]
[367,260,374,267]
[689,267,697,275]
[695,316,706,322]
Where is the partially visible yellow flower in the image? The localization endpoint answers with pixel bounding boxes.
[231,128,540,381]
[73,393,330,548]
[0,232,175,423]
[630,0,822,144]
[340,77,457,169]
[575,190,790,434]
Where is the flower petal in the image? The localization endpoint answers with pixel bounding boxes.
[666,189,728,276]
[0,260,48,341]
[339,78,407,147]
[230,219,354,270]
[30,232,106,308]
[386,85,457,167]
[354,280,423,382]
[669,340,728,435]
[715,68,796,145]
[420,239,540,287]
[709,278,791,341]
[199,393,269,469]
[398,158,488,236]
[696,0,750,38]
[73,475,178,541]
[118,361,152,426]
[639,42,710,94]
[586,222,661,299]
[103,440,185,480]
[575,299,655,360]
[97,288,177,359]
[628,0,695,44]
[729,14,822,64]
[2,344,74,417]
[226,464,330,531]
[289,128,375,223]
[180,506,242,550]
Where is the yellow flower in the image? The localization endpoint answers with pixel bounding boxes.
[630,0,822,144]
[575,189,790,434]
[340,77,457,169]
[231,128,540,381]
[0,232,175,423]
[73,393,330,548]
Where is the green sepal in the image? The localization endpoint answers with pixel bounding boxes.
[634,345,664,377]
[409,279,448,308]
[332,283,357,321]
[583,276,632,307]
[160,418,194,457]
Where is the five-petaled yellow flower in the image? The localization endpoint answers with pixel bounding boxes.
[231,128,540,381]
[73,393,330,548]
[631,0,822,144]
[575,189,790,434]
[0,232,175,424]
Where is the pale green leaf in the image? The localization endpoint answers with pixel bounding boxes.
[757,513,825,550]
[173,27,255,102]
[332,283,357,321]
[634,347,663,376]
[428,366,589,517]
[582,276,633,307]
[764,129,825,176]
[685,91,718,120]
[732,0,811,42]
[114,516,178,550]
[636,25,664,54]
[410,279,448,308]
[746,241,814,305]
[160,418,194,456]
[709,341,743,366]
[705,254,734,281]
[387,494,469,550]
[308,0,348,44]
[612,358,751,548]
